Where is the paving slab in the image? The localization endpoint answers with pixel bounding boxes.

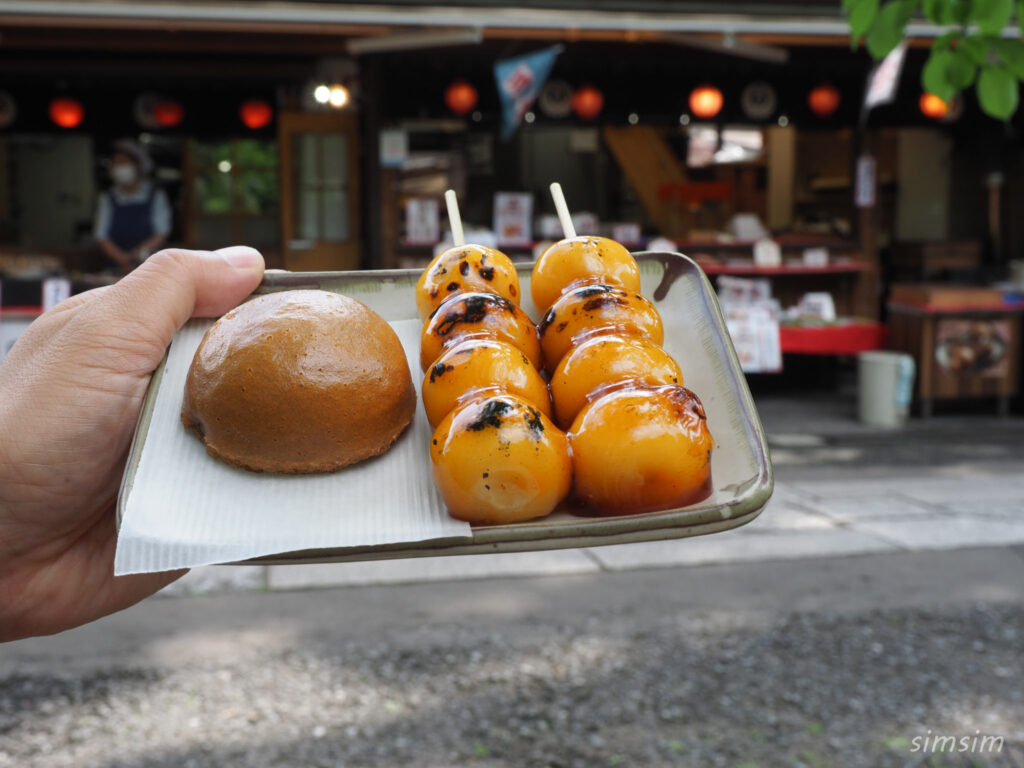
[266,548,599,590]
[742,499,837,532]
[808,494,943,523]
[158,565,266,597]
[852,515,1024,551]
[787,476,934,499]
[900,477,1024,506]
[586,527,898,570]
[941,501,1024,519]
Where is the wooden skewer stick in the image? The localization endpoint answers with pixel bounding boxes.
[444,189,466,247]
[549,182,577,239]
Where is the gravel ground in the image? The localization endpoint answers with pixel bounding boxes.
[3,602,1022,768]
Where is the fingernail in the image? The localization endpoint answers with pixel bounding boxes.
[215,246,264,270]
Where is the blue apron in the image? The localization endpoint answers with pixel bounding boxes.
[107,186,156,252]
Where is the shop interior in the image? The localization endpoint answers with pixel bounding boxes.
[1,34,1022,412]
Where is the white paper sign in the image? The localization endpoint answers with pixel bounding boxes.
[612,222,642,245]
[571,212,599,237]
[42,278,72,311]
[798,292,837,322]
[753,238,782,267]
[864,43,907,109]
[855,155,877,208]
[724,305,782,374]
[406,197,440,245]
[493,192,533,247]
[802,247,829,267]
[379,128,408,168]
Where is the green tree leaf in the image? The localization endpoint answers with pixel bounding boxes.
[866,1,914,58]
[922,47,977,100]
[933,30,959,50]
[991,37,1024,78]
[923,48,959,101]
[970,0,1014,34]
[976,65,1020,117]
[948,48,980,88]
[923,0,956,23]
[957,36,992,65]
[847,0,880,40]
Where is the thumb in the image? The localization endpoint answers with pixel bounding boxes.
[82,247,264,373]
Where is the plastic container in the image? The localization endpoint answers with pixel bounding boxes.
[858,351,915,427]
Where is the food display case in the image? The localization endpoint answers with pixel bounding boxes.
[887,284,1024,417]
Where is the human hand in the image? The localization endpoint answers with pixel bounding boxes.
[0,247,264,641]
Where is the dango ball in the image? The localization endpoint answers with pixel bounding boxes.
[531,236,641,313]
[415,244,520,321]
[422,339,552,428]
[538,284,663,371]
[430,394,572,524]
[420,292,541,371]
[550,335,683,429]
[569,385,713,515]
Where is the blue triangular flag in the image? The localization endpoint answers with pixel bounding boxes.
[494,45,563,142]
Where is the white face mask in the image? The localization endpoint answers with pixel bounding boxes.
[111,163,138,187]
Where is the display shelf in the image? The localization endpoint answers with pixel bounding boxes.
[0,306,43,319]
[779,322,887,355]
[703,262,868,276]
[887,299,1024,315]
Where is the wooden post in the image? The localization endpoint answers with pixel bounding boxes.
[360,55,383,270]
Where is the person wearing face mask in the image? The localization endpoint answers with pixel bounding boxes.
[94,139,172,274]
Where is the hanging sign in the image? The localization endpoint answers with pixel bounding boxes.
[855,155,877,208]
[379,128,408,168]
[494,45,562,142]
[864,43,907,110]
[493,192,534,247]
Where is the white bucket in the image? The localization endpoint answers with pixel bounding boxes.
[858,352,915,427]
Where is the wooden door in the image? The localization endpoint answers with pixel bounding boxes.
[279,111,360,271]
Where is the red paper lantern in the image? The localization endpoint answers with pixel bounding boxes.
[445,81,478,116]
[49,97,84,129]
[919,92,949,119]
[152,100,184,128]
[689,85,723,120]
[571,86,604,120]
[808,84,841,117]
[239,99,273,130]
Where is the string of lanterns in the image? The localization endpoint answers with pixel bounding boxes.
[0,81,966,132]
[441,78,965,125]
[0,94,276,131]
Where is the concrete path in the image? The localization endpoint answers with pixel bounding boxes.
[6,546,1024,673]
[161,469,1024,596]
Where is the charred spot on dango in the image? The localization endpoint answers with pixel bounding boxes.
[420,292,542,371]
[539,284,663,372]
[415,244,520,320]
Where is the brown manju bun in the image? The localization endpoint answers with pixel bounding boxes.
[182,289,415,474]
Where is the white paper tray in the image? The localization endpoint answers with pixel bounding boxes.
[117,252,772,569]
